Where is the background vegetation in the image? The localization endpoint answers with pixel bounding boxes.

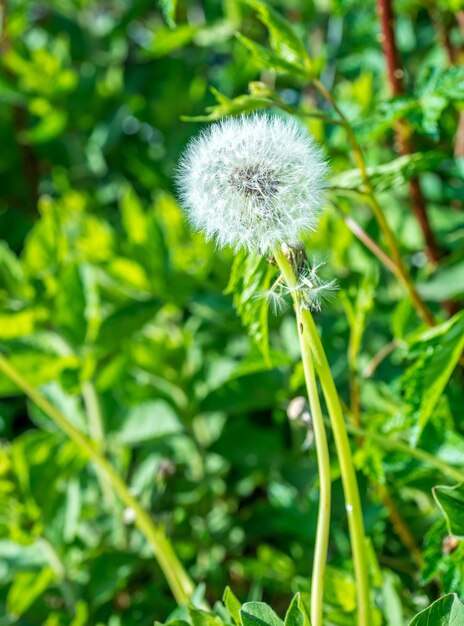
[1,0,464,624]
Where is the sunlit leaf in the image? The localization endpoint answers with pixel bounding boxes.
[433,483,464,538]
[284,594,311,626]
[408,594,464,626]
[402,311,464,443]
[243,0,310,74]
[6,568,55,618]
[240,602,284,626]
[225,249,274,363]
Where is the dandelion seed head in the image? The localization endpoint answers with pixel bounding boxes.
[177,114,328,252]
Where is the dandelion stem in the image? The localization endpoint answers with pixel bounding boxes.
[274,247,371,626]
[273,247,331,626]
[0,352,194,606]
[297,313,331,626]
[301,308,371,626]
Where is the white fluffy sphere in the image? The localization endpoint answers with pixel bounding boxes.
[176,114,327,253]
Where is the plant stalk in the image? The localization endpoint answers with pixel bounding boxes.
[375,0,443,266]
[274,247,331,626]
[298,316,331,626]
[299,307,370,626]
[274,247,370,626]
[345,422,464,484]
[274,250,371,626]
[312,78,435,327]
[0,353,194,606]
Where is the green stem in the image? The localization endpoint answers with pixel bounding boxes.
[345,423,464,484]
[274,247,371,626]
[82,381,104,443]
[81,381,115,508]
[273,247,331,626]
[312,78,435,328]
[0,353,194,606]
[299,320,331,626]
[301,308,371,626]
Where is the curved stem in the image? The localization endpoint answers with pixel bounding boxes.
[300,308,370,626]
[274,247,331,626]
[298,317,331,626]
[345,422,464,484]
[274,247,370,626]
[312,78,435,327]
[0,353,194,606]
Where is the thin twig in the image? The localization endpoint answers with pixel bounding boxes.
[363,339,400,378]
[334,203,400,277]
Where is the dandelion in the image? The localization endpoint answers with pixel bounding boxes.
[177,114,327,253]
[176,112,370,626]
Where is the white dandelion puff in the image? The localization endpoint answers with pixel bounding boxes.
[176,114,328,253]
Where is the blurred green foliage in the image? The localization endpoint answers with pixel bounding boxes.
[1,0,464,624]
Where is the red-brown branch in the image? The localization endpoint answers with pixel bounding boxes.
[376,0,444,265]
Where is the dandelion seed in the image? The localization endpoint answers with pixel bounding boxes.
[284,258,337,311]
[177,114,327,252]
[262,286,289,315]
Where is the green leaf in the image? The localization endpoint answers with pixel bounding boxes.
[87,552,137,607]
[408,594,464,626]
[417,258,464,302]
[159,0,177,28]
[6,567,55,618]
[0,308,47,340]
[0,242,29,298]
[381,571,404,626]
[120,184,148,246]
[182,85,277,121]
[402,311,464,443]
[0,540,48,574]
[116,400,183,445]
[188,606,225,626]
[243,0,310,74]
[22,111,67,144]
[323,567,357,613]
[433,483,464,538]
[97,298,161,348]
[284,594,311,626]
[331,152,445,194]
[225,250,273,363]
[70,601,89,626]
[426,66,464,101]
[236,34,308,78]
[0,348,79,398]
[0,76,27,105]
[54,263,100,346]
[141,25,199,58]
[240,602,284,626]
[223,587,242,625]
